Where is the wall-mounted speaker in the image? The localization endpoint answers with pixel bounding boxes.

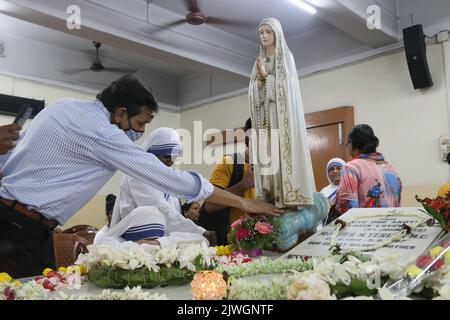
[403,24,433,89]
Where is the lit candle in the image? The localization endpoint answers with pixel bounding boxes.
[191,271,227,300]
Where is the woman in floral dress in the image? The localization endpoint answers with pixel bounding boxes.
[335,124,402,215]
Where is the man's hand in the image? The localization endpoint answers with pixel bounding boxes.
[0,123,21,155]
[240,198,283,217]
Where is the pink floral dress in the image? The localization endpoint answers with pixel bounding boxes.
[335,153,402,215]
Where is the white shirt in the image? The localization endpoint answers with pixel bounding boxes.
[0,99,213,225]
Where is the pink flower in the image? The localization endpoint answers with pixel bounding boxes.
[236,228,251,241]
[231,219,243,229]
[255,222,273,234]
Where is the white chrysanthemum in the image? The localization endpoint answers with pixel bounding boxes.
[313,259,337,285]
[157,246,179,267]
[14,281,50,300]
[342,296,374,300]
[434,284,450,300]
[377,287,411,300]
[287,271,334,300]
[60,286,168,300]
[372,253,407,279]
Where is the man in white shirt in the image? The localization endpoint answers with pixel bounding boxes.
[0,75,282,278]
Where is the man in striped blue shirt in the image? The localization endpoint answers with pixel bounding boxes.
[0,75,282,278]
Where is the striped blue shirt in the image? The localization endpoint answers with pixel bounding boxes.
[0,99,213,225]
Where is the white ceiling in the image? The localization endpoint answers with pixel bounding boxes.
[149,0,327,42]
[0,13,195,79]
[1,0,450,109]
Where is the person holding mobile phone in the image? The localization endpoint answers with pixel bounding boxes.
[0,123,21,154]
[0,104,32,162]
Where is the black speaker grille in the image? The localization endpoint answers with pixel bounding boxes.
[403,24,433,89]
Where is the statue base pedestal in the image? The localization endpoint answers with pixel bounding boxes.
[271,192,330,252]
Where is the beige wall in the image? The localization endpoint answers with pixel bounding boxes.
[180,43,450,207]
[2,42,450,228]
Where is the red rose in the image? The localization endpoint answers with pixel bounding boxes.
[236,228,251,241]
[416,255,433,268]
[3,287,16,300]
[431,259,445,271]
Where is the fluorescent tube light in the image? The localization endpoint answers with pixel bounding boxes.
[289,0,317,15]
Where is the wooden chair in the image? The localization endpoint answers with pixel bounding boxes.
[74,229,97,245]
[63,224,98,234]
[53,233,89,268]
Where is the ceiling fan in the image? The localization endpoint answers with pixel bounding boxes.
[152,0,258,30]
[60,42,137,75]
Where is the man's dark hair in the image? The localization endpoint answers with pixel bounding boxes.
[97,75,159,117]
[105,194,116,214]
[348,124,379,154]
[245,118,252,131]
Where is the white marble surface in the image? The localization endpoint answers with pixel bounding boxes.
[285,207,444,264]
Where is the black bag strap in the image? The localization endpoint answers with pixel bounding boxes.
[228,153,245,188]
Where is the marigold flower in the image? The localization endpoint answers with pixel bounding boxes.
[0,272,12,283]
[42,268,53,276]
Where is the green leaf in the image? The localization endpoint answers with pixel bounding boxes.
[331,278,376,298]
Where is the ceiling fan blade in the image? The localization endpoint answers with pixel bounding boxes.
[104,67,138,74]
[158,19,187,29]
[141,19,186,36]
[206,17,259,28]
[59,68,90,75]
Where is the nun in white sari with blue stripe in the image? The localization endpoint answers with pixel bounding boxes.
[94,128,208,247]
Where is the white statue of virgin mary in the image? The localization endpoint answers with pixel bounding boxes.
[249,17,315,209]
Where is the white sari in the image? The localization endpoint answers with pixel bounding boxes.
[249,18,315,209]
[98,128,207,247]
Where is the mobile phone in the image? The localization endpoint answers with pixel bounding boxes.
[13,104,33,126]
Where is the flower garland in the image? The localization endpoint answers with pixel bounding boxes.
[76,242,216,272]
[330,210,433,254]
[1,280,49,300]
[215,256,314,279]
[77,242,217,289]
[222,253,411,300]
[58,286,167,300]
[227,276,293,300]
[214,253,253,266]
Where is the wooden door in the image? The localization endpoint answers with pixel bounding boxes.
[305,107,354,191]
